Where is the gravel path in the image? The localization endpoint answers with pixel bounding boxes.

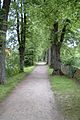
[0,65,63,120]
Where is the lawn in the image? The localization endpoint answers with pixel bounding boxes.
[0,66,34,102]
[49,68,80,120]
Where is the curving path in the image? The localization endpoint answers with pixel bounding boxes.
[0,64,63,120]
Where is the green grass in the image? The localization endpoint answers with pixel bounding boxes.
[49,68,80,120]
[0,66,34,102]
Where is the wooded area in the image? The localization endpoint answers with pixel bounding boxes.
[0,0,80,84]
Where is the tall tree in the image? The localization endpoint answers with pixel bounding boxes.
[51,19,70,75]
[44,0,78,75]
[16,0,26,72]
[0,0,11,84]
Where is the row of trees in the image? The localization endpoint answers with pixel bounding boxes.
[0,0,80,84]
[0,0,48,84]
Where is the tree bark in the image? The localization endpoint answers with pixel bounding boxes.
[47,48,51,66]
[51,21,62,75]
[19,47,25,72]
[20,10,24,72]
[50,45,53,68]
[52,43,62,75]
[51,20,69,75]
[0,0,11,84]
[16,0,26,72]
[16,9,25,72]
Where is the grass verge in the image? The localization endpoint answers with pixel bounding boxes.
[0,66,35,102]
[49,67,80,120]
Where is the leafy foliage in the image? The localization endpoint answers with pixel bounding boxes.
[6,51,19,77]
[61,44,80,67]
[1,0,80,77]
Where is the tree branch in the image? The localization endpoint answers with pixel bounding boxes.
[60,19,70,44]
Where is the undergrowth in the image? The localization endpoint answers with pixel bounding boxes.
[0,66,34,102]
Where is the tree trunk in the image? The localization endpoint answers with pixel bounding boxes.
[23,12,26,45]
[16,9,25,72]
[0,32,6,84]
[19,14,26,72]
[48,48,51,66]
[51,19,69,75]
[52,43,62,75]
[20,12,24,72]
[50,45,53,68]
[16,0,26,72]
[0,0,11,84]
[19,47,25,72]
[51,21,62,75]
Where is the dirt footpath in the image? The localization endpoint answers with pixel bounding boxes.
[0,65,63,120]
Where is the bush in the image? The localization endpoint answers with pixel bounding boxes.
[6,52,19,77]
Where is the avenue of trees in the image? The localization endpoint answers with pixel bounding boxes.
[0,0,80,84]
